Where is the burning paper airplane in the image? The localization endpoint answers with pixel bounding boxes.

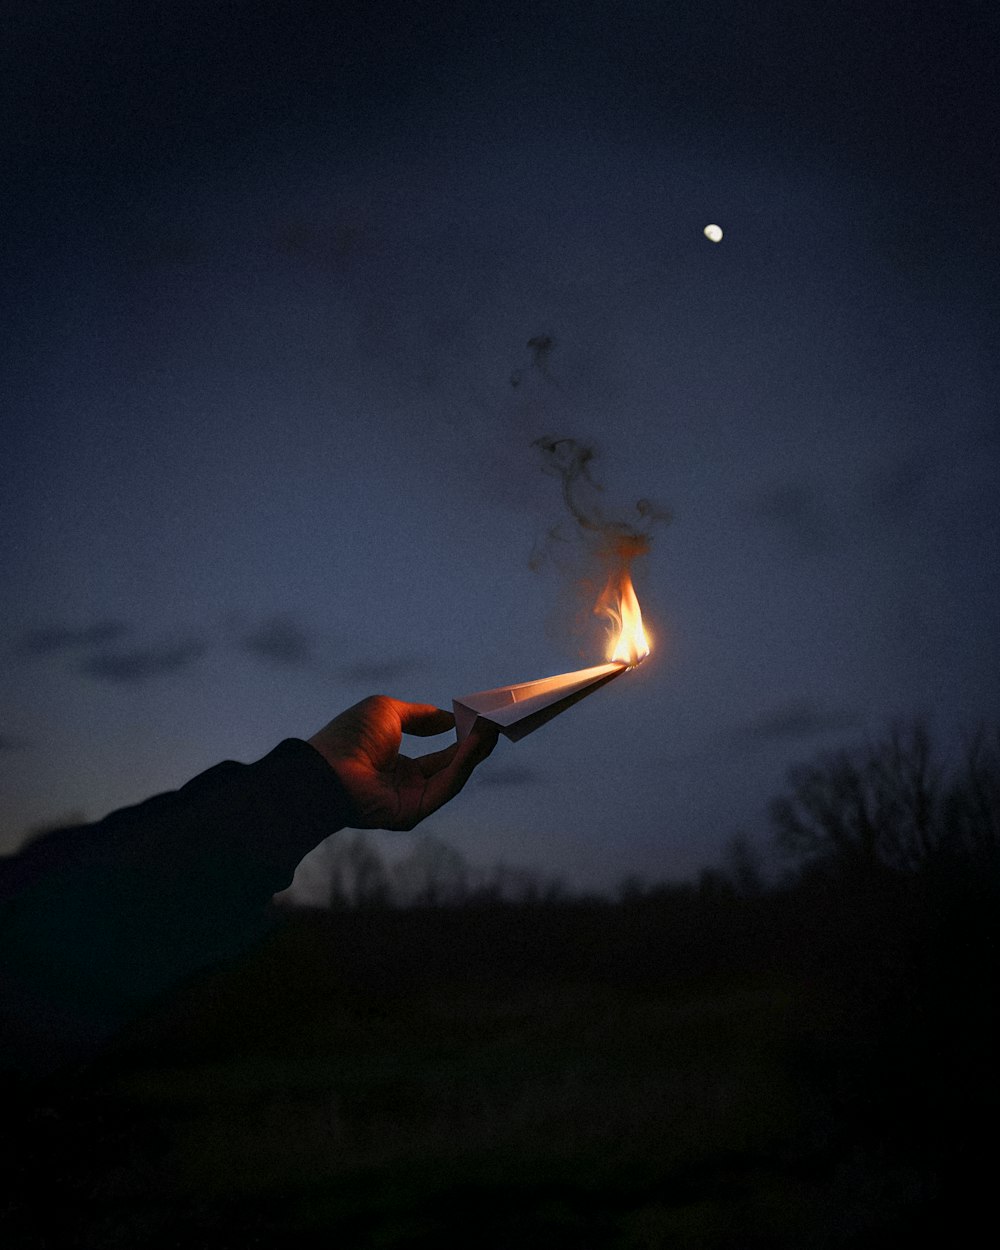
[454,561,650,742]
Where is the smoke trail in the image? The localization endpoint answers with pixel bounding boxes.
[530,435,671,652]
[531,434,670,560]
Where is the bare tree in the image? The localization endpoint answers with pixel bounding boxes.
[390,835,469,906]
[724,833,765,896]
[941,726,1000,873]
[772,720,1000,879]
[771,721,944,875]
[328,832,391,908]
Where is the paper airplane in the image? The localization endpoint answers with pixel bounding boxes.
[453,662,628,742]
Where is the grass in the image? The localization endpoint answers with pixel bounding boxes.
[7,878,997,1246]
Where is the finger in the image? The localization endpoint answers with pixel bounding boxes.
[419,720,500,818]
[414,742,459,778]
[396,702,456,737]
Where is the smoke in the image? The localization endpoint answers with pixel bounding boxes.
[530,435,671,652]
[531,435,671,566]
[510,332,557,389]
[527,333,556,372]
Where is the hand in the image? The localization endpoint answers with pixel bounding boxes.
[308,696,499,831]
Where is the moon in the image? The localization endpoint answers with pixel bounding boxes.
[703,224,723,243]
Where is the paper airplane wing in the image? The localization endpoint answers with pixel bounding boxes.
[453,662,626,742]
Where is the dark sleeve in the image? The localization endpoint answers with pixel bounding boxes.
[0,739,352,1077]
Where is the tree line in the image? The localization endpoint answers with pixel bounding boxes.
[313,719,999,910]
[771,720,999,881]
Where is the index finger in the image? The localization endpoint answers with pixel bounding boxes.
[395,702,456,737]
[418,719,500,819]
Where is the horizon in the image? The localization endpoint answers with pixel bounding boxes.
[3,2,997,891]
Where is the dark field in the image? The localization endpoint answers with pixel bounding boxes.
[5,872,997,1247]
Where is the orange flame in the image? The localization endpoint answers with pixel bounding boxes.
[596,565,651,666]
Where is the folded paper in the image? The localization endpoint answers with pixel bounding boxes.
[453,662,627,742]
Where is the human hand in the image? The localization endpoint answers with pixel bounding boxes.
[308,696,499,831]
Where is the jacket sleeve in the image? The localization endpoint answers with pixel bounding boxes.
[0,739,353,1077]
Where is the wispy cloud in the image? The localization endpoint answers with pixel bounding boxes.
[240,617,313,667]
[17,621,132,655]
[750,483,835,553]
[867,458,930,524]
[726,698,862,745]
[475,764,542,787]
[338,656,427,685]
[752,459,933,551]
[79,640,207,684]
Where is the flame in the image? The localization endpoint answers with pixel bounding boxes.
[596,565,651,666]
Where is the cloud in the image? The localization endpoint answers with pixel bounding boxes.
[752,462,932,550]
[240,617,313,667]
[750,483,835,552]
[475,764,542,787]
[17,621,132,655]
[726,699,862,745]
[338,656,427,685]
[17,620,208,685]
[867,459,930,524]
[79,640,207,684]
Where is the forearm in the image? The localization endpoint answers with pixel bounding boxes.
[0,739,349,1075]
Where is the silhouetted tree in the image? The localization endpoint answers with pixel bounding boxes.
[772,720,1000,878]
[724,833,765,896]
[320,831,574,911]
[771,722,938,875]
[16,812,88,849]
[391,834,469,906]
[328,832,391,908]
[939,725,1000,875]
[697,866,735,901]
[616,874,647,904]
[469,862,555,905]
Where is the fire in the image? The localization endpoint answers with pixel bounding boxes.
[597,565,651,667]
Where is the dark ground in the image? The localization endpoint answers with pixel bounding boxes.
[4,867,997,1248]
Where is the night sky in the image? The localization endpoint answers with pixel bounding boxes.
[3,1,998,895]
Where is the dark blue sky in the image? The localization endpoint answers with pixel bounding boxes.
[3,1,998,892]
